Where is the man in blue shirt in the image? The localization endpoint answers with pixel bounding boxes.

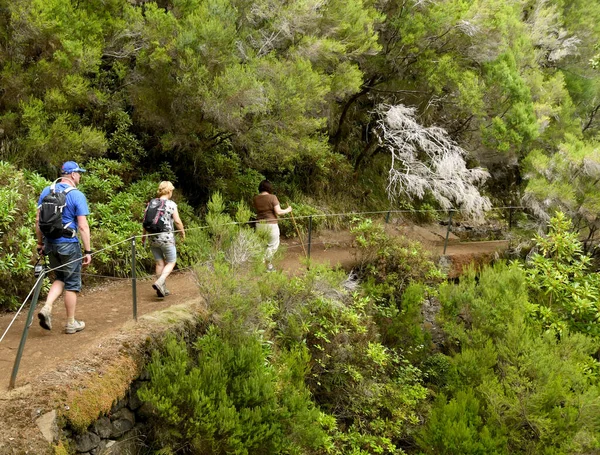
[35,161,92,334]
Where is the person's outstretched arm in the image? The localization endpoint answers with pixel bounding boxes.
[274,204,292,216]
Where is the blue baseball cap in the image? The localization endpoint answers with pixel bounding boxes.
[61,161,86,174]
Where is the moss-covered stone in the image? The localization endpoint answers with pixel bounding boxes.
[64,356,140,433]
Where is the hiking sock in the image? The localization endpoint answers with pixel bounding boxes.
[43,302,53,312]
[67,317,75,325]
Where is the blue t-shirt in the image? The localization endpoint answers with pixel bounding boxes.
[38,183,90,244]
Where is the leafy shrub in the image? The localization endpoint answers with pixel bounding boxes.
[138,328,326,455]
[269,266,428,454]
[421,352,454,389]
[76,158,129,203]
[204,192,265,269]
[350,217,444,296]
[189,146,265,206]
[350,218,443,359]
[0,162,48,310]
[195,251,429,454]
[394,200,440,225]
[432,263,600,454]
[524,211,600,337]
[277,202,325,239]
[366,282,432,361]
[417,390,508,454]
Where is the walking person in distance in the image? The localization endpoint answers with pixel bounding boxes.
[142,181,185,297]
[36,161,92,334]
[252,180,292,272]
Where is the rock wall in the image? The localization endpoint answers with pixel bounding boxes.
[64,378,150,455]
[28,299,207,455]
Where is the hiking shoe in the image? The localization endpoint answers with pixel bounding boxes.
[65,320,85,334]
[266,263,275,272]
[38,307,52,331]
[152,281,166,297]
[164,287,170,296]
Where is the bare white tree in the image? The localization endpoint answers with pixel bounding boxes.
[377,104,491,219]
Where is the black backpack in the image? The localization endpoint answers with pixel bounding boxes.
[143,198,169,233]
[38,181,76,239]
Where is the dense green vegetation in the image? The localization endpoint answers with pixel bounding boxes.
[2,0,600,452]
[1,0,600,214]
[138,211,600,454]
[2,0,600,304]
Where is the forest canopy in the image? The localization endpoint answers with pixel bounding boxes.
[1,0,599,225]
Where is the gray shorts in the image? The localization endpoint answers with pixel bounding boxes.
[150,242,177,264]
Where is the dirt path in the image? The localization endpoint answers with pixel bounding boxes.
[0,273,201,390]
[0,227,508,453]
[0,230,507,390]
[279,228,507,275]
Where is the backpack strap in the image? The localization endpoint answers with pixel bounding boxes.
[48,178,77,194]
[61,187,76,231]
[49,177,62,193]
[153,198,166,225]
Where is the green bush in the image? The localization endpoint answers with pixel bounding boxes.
[417,390,508,454]
[277,202,325,239]
[524,211,600,337]
[421,352,454,389]
[431,263,600,454]
[195,251,429,454]
[395,200,440,225]
[204,192,266,270]
[0,162,50,310]
[138,328,326,455]
[350,218,444,298]
[366,281,432,362]
[349,217,443,359]
[268,266,428,454]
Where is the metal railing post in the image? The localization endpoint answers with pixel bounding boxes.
[385,210,391,223]
[131,237,137,321]
[443,210,454,255]
[307,216,313,269]
[9,272,45,389]
[508,207,513,231]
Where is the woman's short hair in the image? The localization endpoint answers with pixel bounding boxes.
[258,180,273,193]
[157,181,175,197]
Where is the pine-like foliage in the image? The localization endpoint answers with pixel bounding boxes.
[523,137,600,237]
[138,327,325,455]
[424,263,600,454]
[377,104,491,219]
[417,390,507,454]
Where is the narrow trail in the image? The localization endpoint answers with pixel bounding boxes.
[0,228,508,391]
[0,273,201,389]
[0,226,508,454]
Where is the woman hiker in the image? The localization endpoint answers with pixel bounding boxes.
[252,179,292,271]
[142,181,185,297]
